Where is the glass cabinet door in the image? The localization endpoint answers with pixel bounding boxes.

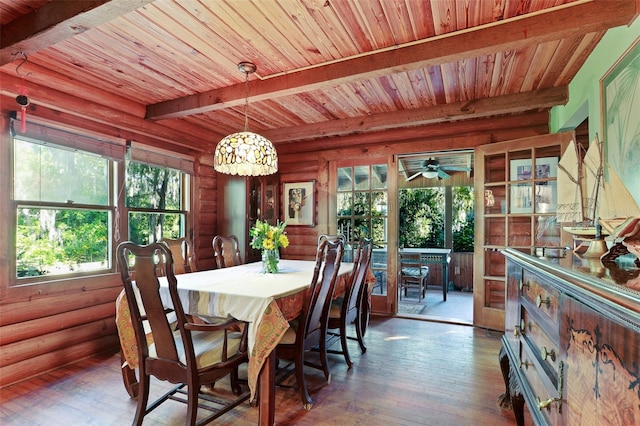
[474,132,572,330]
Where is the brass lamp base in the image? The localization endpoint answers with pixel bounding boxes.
[582,238,608,258]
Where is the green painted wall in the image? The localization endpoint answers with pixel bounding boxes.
[550,19,639,207]
[550,19,639,138]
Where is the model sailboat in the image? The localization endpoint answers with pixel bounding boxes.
[557,134,640,258]
[557,137,600,239]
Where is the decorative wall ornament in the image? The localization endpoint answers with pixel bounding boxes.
[14,51,31,133]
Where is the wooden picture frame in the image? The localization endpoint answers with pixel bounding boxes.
[283,181,315,226]
[601,39,640,207]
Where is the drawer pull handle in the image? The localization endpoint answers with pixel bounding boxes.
[537,396,561,410]
[519,280,530,291]
[536,294,551,308]
[519,359,532,369]
[541,346,556,362]
[514,320,529,337]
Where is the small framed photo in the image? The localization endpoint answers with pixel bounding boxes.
[283,181,315,226]
[510,159,532,181]
[534,157,558,179]
[510,157,558,181]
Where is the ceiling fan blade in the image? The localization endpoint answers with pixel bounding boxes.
[442,166,472,172]
[437,168,450,179]
[406,171,423,181]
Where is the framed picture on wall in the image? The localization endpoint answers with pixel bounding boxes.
[601,38,640,207]
[283,181,315,226]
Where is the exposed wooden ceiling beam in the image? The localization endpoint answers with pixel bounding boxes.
[260,86,567,143]
[0,0,155,66]
[146,0,636,120]
[0,73,212,151]
[276,111,551,157]
[0,96,200,157]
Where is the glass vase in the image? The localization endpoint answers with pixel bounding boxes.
[261,249,280,273]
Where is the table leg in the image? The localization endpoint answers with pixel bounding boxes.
[258,351,276,426]
[443,264,448,301]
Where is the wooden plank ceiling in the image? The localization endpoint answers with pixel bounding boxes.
[0,0,637,166]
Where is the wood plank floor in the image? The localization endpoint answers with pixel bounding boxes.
[0,317,529,425]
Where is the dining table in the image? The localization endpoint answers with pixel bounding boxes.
[116,258,356,426]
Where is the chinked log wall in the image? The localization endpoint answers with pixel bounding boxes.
[0,111,549,388]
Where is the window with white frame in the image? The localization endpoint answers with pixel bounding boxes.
[125,161,188,244]
[11,120,193,282]
[124,142,193,245]
[12,128,118,279]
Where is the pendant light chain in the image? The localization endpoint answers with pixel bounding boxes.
[243,70,249,132]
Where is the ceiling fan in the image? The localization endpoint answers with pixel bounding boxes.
[406,158,471,181]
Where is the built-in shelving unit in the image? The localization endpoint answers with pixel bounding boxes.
[474,132,573,330]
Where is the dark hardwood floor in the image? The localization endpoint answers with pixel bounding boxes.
[0,317,527,425]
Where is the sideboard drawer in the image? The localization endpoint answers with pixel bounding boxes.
[520,269,560,326]
[520,306,560,377]
[519,341,563,425]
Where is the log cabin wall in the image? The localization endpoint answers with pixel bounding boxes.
[0,106,550,389]
[193,154,218,272]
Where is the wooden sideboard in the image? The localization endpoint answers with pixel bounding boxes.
[499,248,640,425]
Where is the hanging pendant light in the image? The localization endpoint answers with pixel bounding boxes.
[214,62,278,176]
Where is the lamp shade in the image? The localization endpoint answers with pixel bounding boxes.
[214,131,278,176]
[422,170,438,179]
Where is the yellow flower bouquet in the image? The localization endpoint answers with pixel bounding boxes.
[249,220,289,273]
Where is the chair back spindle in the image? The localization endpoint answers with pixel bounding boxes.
[326,238,372,367]
[302,238,344,351]
[159,237,197,275]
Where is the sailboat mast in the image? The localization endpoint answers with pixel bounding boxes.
[583,134,604,225]
[591,134,603,224]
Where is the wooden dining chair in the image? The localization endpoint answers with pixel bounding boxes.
[317,234,344,244]
[326,238,373,368]
[116,241,249,425]
[399,251,428,301]
[275,238,344,410]
[159,237,197,274]
[316,234,344,260]
[119,236,198,399]
[212,235,242,269]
